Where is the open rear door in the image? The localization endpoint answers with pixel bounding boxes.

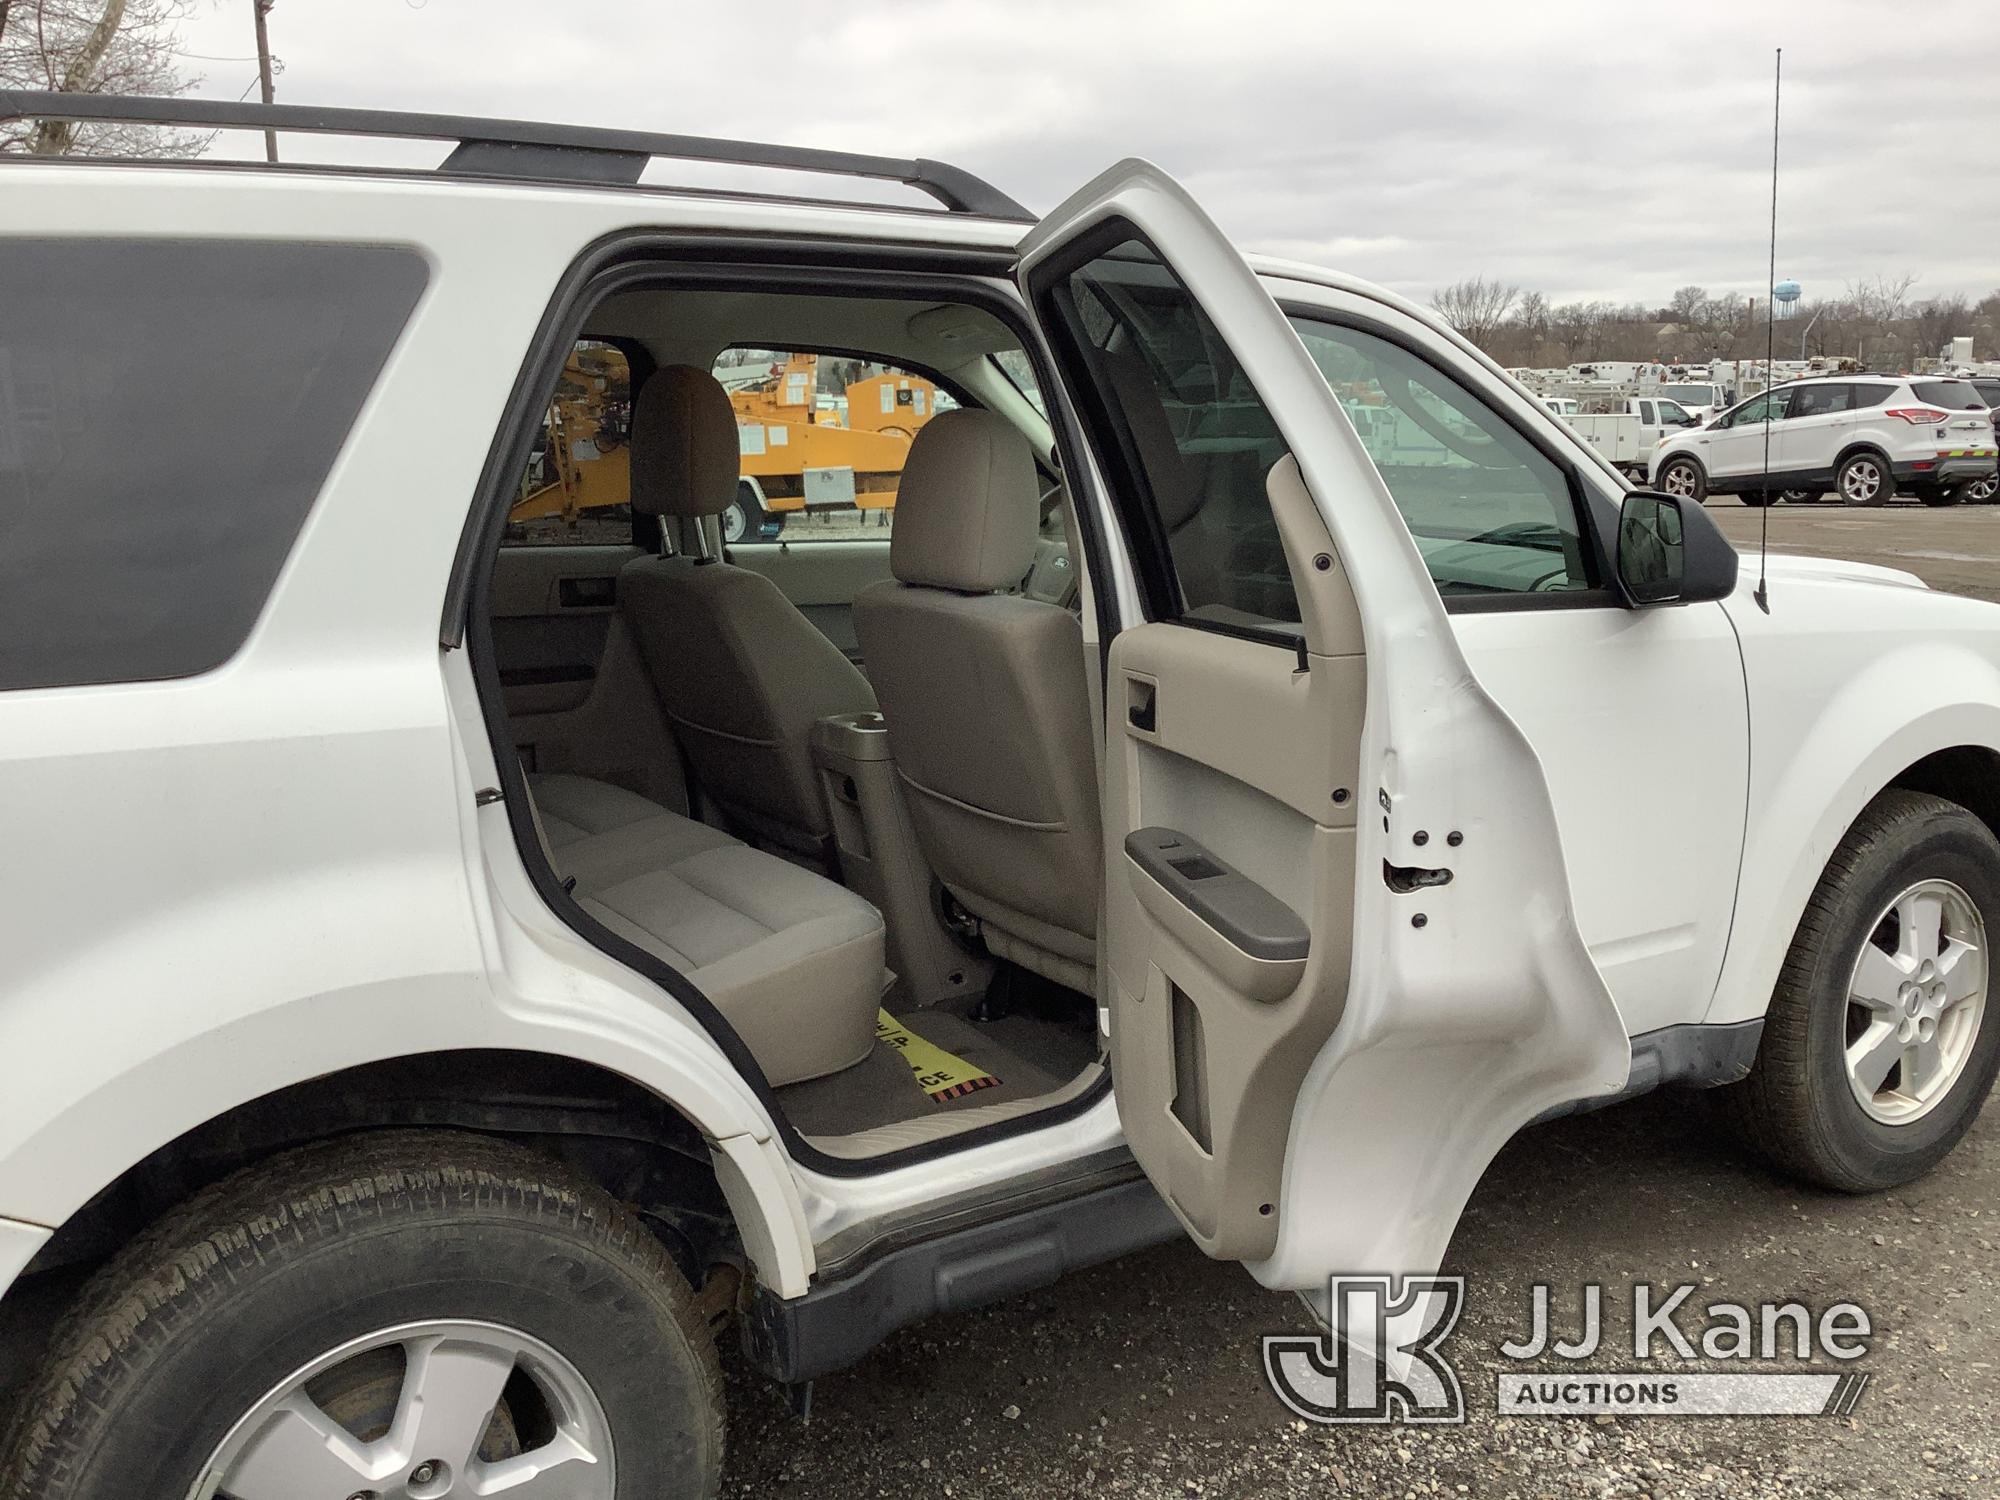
[1017,163,1629,1318]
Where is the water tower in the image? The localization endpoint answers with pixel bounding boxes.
[1773,279,1802,320]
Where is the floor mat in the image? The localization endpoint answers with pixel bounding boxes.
[876,1009,1003,1102]
[774,998,1099,1138]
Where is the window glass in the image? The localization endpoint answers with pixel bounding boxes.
[1637,401,1654,424]
[1727,390,1792,426]
[1038,240,1300,630]
[1849,383,1896,410]
[0,238,427,691]
[506,340,633,546]
[1911,380,1987,411]
[1788,384,1853,419]
[1290,316,1594,598]
[1655,399,1694,426]
[992,349,1047,417]
[710,351,961,542]
[1664,383,1721,408]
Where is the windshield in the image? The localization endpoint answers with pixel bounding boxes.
[1664,384,1718,406]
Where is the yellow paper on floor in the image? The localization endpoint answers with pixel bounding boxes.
[875,1009,1001,1103]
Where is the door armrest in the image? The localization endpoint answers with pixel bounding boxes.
[1124,827,1309,1002]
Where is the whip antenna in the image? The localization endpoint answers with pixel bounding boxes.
[1754,47,1781,614]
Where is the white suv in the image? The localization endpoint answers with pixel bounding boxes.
[8,94,2000,1500]
[1650,373,1999,506]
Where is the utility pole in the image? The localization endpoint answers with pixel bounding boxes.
[252,0,277,162]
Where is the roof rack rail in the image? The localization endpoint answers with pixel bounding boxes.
[0,91,1034,220]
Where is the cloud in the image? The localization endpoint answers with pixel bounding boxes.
[173,0,2000,307]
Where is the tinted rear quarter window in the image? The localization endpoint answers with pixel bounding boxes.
[0,239,428,691]
[1850,383,1896,409]
[1911,381,1986,411]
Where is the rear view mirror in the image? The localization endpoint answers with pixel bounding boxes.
[1617,492,1686,605]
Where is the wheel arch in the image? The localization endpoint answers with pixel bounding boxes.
[1833,441,1897,482]
[11,1050,748,1288]
[1657,449,1708,489]
[1705,670,2000,1028]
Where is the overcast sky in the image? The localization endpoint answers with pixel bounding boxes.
[173,0,1999,309]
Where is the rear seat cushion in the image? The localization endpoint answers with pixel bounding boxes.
[530,774,884,1086]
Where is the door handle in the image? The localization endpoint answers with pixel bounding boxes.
[1126,677,1157,733]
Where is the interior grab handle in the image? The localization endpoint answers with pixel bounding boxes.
[1126,676,1157,733]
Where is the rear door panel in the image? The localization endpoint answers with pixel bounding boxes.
[487,543,686,809]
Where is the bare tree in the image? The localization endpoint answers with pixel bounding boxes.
[1432,276,1520,349]
[1910,295,1971,363]
[1847,272,1918,324]
[1667,285,1710,328]
[0,0,204,157]
[1977,290,2000,361]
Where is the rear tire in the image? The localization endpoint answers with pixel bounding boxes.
[1916,484,1962,508]
[0,1132,726,1500]
[1967,474,1999,505]
[1836,451,1891,506]
[1715,791,2000,1192]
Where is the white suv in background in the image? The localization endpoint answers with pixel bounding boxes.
[1650,373,1999,506]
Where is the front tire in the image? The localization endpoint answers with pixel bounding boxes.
[0,1132,725,1500]
[1655,455,1707,503]
[1717,791,2000,1192]
[1836,451,1891,506]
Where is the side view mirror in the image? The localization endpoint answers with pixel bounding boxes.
[1617,492,1685,604]
[1615,490,1738,608]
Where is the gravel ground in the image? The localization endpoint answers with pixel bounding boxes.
[721,1089,1999,1498]
[721,498,2000,1499]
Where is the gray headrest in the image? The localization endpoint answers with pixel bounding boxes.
[631,364,739,519]
[888,409,1040,594]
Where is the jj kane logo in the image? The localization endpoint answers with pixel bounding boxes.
[1264,1277,1874,1425]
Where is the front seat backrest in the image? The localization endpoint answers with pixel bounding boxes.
[852,409,1101,992]
[618,364,876,860]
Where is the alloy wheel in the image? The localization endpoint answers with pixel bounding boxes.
[1843,878,1988,1126]
[1659,460,1697,498]
[186,1319,615,1500]
[1840,457,1885,505]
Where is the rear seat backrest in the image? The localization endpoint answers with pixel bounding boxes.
[617,365,877,861]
